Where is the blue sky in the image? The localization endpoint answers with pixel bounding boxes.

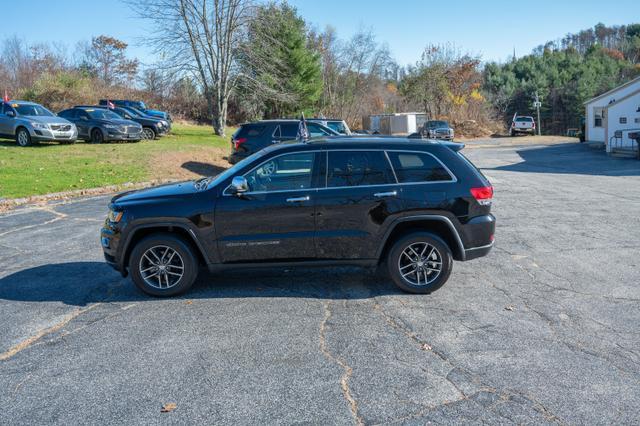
[1,0,639,67]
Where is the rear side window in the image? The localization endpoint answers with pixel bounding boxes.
[237,125,266,138]
[280,123,298,138]
[327,151,395,187]
[387,151,453,183]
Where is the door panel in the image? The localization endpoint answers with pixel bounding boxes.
[214,152,319,263]
[315,150,402,259]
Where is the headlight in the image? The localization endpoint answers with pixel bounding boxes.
[108,210,123,223]
[32,122,50,130]
[104,124,118,129]
[161,120,169,127]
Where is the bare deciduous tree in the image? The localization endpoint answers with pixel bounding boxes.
[128,0,253,136]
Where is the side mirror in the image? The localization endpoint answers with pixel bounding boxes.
[6,111,15,118]
[230,176,248,194]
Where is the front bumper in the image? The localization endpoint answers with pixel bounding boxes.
[104,130,143,141]
[101,222,126,275]
[32,128,77,141]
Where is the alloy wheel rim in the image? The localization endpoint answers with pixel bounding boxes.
[139,245,185,289]
[143,129,154,139]
[18,131,28,146]
[397,242,442,286]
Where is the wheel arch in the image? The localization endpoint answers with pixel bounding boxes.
[377,216,466,263]
[121,224,209,272]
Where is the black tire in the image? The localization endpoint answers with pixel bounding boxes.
[129,234,199,297]
[387,232,453,294]
[90,128,104,144]
[142,127,156,140]
[16,127,32,147]
[509,129,515,137]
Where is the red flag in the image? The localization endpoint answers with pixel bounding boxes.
[3,90,8,103]
[107,100,115,109]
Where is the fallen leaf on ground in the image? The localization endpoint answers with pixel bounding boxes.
[420,343,432,351]
[161,403,177,413]
[505,305,515,311]
[185,300,192,305]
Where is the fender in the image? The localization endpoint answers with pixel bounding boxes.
[376,214,466,261]
[118,220,213,272]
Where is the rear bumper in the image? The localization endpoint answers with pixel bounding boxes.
[460,214,495,261]
[464,240,494,260]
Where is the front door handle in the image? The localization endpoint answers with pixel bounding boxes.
[374,191,397,198]
[286,196,310,203]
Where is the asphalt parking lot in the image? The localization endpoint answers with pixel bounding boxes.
[1,140,639,425]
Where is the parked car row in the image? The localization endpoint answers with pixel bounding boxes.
[0,99,171,146]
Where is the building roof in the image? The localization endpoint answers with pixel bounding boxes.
[604,87,640,110]
[583,75,640,105]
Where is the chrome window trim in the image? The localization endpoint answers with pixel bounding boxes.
[222,147,457,196]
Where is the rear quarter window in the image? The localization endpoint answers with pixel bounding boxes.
[237,125,266,138]
[387,151,453,183]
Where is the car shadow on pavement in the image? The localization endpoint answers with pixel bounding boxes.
[181,161,227,177]
[0,262,401,306]
[489,143,640,176]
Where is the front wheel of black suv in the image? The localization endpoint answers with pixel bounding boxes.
[129,234,199,297]
[387,232,453,294]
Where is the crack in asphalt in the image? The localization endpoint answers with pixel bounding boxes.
[318,301,364,426]
[371,298,566,425]
[0,304,100,362]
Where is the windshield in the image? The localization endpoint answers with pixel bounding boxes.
[197,150,268,191]
[426,121,449,128]
[326,121,347,134]
[135,101,147,110]
[14,103,54,117]
[86,109,122,120]
[124,107,143,117]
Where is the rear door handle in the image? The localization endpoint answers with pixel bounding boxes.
[374,191,397,198]
[286,196,310,203]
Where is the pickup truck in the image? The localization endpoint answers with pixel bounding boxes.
[510,115,536,136]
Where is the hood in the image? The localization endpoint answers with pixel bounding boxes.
[111,181,199,205]
[25,115,73,125]
[96,118,141,127]
[144,109,168,119]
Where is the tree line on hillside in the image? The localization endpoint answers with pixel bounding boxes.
[1,1,639,137]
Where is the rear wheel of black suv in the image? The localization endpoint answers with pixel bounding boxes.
[129,234,199,297]
[387,232,453,294]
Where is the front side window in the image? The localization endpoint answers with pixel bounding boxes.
[244,152,316,192]
[86,109,121,120]
[387,151,453,183]
[327,151,395,187]
[280,123,299,138]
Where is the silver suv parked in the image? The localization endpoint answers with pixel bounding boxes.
[0,101,77,146]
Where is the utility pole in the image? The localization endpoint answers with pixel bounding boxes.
[534,92,542,136]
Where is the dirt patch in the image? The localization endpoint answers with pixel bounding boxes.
[150,147,230,181]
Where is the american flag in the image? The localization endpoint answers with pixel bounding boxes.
[3,89,9,103]
[107,100,115,109]
[296,113,309,142]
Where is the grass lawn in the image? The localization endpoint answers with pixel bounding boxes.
[0,123,233,199]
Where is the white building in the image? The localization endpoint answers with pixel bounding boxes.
[584,76,640,154]
[363,113,427,135]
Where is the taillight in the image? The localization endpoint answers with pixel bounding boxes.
[470,186,493,206]
[511,122,516,127]
[233,137,247,150]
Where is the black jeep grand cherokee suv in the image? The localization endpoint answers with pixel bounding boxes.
[101,137,495,296]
